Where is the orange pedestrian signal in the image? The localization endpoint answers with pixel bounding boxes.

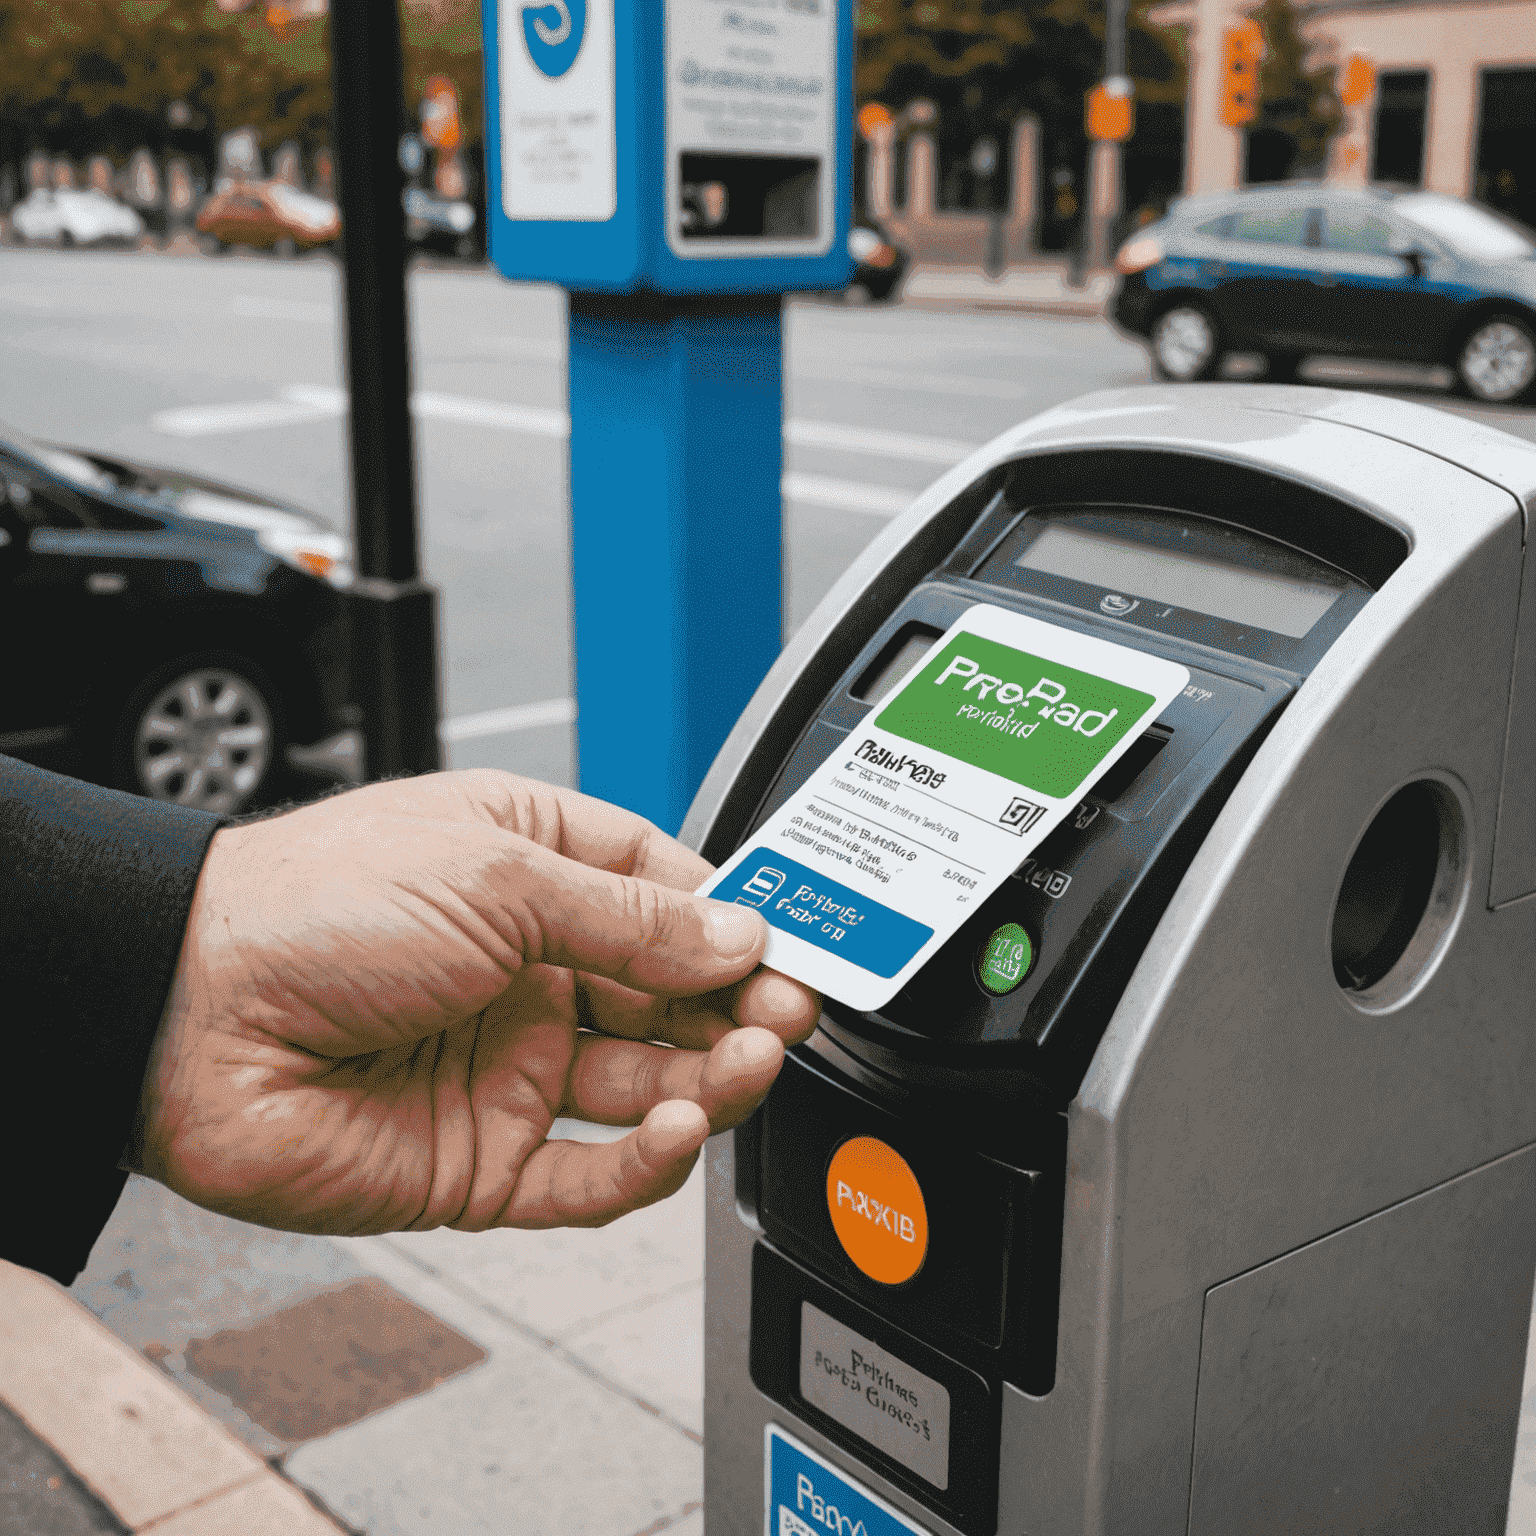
[1339,54,1377,107]
[1218,20,1265,128]
[858,103,895,141]
[1086,79,1135,143]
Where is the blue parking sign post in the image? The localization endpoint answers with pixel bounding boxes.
[482,0,853,831]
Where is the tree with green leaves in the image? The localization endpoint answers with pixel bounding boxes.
[0,1,486,177]
[1245,0,1341,181]
[855,0,1186,237]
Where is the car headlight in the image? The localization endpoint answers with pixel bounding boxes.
[848,227,881,261]
[1114,234,1164,274]
[256,525,354,589]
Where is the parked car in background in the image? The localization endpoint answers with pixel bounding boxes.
[1111,185,1536,404]
[847,216,910,303]
[404,186,482,259]
[11,187,144,247]
[0,419,356,813]
[197,179,340,255]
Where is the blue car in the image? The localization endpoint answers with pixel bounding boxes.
[1111,185,1536,405]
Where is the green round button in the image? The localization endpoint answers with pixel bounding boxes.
[977,923,1034,996]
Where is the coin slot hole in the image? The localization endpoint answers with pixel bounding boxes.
[852,624,942,706]
[1330,777,1468,1006]
[1090,724,1173,803]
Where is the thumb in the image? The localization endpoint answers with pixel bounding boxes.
[493,834,770,995]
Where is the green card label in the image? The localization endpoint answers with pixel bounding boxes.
[873,630,1155,799]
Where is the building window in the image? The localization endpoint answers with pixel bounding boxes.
[1372,70,1430,187]
[1476,68,1536,232]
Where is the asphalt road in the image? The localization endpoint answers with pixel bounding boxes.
[6,244,1530,795]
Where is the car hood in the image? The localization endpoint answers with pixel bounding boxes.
[67,448,338,539]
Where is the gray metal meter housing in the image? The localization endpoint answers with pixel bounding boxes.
[685,385,1536,1536]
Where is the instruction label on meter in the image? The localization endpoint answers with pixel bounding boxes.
[705,605,1188,1011]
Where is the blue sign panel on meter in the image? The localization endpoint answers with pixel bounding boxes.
[766,1426,932,1536]
[480,0,854,293]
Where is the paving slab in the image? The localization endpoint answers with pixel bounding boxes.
[73,1176,374,1459]
[561,1281,705,1438]
[361,1157,705,1342]
[283,1334,701,1536]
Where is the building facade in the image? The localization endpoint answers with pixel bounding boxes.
[1161,0,1536,226]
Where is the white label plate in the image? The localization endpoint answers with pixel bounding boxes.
[664,0,838,257]
[499,0,617,220]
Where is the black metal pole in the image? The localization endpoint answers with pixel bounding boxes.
[328,0,442,778]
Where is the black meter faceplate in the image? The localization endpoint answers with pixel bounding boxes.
[741,495,1377,1105]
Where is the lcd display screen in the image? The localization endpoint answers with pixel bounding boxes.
[1014,523,1344,638]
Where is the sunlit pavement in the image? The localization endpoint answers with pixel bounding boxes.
[0,247,1532,1533]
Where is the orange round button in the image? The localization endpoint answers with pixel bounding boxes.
[826,1136,929,1285]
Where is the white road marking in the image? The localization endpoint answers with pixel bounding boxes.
[151,397,341,436]
[282,382,347,410]
[782,473,912,518]
[414,391,569,437]
[152,385,978,462]
[440,696,577,742]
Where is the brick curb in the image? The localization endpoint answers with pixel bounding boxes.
[0,1260,348,1535]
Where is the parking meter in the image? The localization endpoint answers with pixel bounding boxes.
[685,385,1536,1536]
[481,0,853,829]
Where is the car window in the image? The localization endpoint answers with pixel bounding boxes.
[1393,193,1536,260]
[1194,214,1233,238]
[1323,205,1398,255]
[1228,206,1314,245]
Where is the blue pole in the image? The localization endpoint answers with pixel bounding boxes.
[567,294,784,834]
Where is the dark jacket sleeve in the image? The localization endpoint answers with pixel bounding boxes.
[1,756,223,1284]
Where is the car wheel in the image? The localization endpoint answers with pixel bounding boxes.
[1150,303,1222,382]
[1455,315,1536,405]
[273,236,297,259]
[113,656,285,815]
[1265,351,1305,383]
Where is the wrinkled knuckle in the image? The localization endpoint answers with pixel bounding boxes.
[620,875,681,958]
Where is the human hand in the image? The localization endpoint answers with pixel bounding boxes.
[133,771,820,1235]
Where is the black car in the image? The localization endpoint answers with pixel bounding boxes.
[404,187,483,261]
[1111,185,1536,404]
[847,216,910,303]
[1,421,357,813]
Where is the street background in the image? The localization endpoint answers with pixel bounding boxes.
[0,244,1533,1534]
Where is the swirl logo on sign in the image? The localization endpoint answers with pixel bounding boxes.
[521,0,585,77]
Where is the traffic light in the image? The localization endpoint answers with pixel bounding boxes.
[1086,78,1135,143]
[1218,19,1265,128]
[1339,54,1378,108]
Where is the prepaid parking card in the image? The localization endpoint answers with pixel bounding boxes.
[706,605,1189,1012]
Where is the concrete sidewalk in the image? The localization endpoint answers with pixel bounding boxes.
[899,262,1115,317]
[3,1135,1534,1534]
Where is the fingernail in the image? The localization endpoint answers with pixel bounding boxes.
[703,902,764,960]
[751,973,811,1022]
